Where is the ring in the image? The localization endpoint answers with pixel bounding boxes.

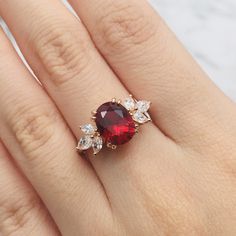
[76,95,152,155]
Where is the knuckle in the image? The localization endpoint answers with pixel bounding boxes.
[11,104,57,157]
[0,195,41,235]
[33,24,91,87]
[97,2,156,51]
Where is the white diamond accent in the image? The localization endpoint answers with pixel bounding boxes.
[80,124,95,135]
[133,111,149,124]
[124,97,136,111]
[136,101,150,113]
[92,136,103,155]
[77,136,93,150]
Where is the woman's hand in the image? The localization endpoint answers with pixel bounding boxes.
[0,0,236,235]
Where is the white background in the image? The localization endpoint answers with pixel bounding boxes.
[150,0,236,102]
[1,0,236,102]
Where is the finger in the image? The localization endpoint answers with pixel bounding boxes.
[0,28,110,235]
[0,141,59,236]
[67,0,236,147]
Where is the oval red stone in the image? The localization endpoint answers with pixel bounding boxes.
[95,102,136,145]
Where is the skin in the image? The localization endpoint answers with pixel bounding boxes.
[0,0,236,235]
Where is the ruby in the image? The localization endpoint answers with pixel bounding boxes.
[95,102,136,145]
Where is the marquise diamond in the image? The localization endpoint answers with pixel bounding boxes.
[80,124,95,135]
[133,111,150,124]
[92,136,103,155]
[124,97,136,111]
[136,101,150,113]
[77,136,93,150]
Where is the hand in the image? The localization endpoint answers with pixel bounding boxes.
[0,0,236,235]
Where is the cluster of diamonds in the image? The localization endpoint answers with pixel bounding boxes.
[76,124,103,155]
[123,95,151,124]
[77,95,151,155]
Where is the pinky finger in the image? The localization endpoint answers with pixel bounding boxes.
[0,141,60,236]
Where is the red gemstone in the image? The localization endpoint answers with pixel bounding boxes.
[95,102,136,145]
